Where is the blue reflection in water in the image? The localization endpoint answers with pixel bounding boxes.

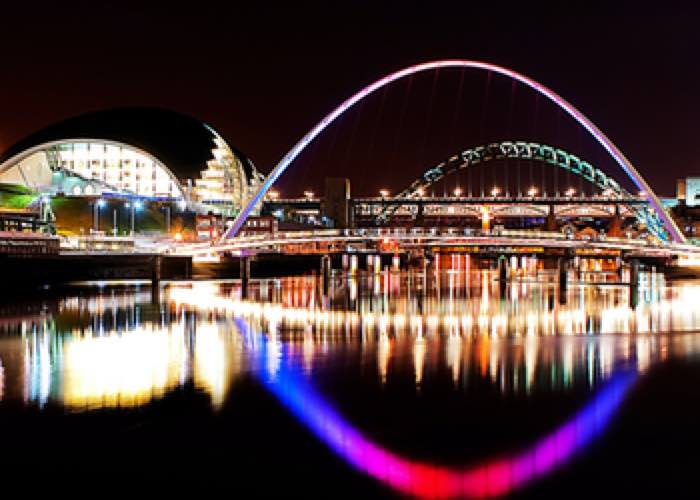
[236,318,637,499]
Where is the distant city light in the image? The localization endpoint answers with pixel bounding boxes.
[453,187,463,197]
[416,188,425,197]
[134,200,144,210]
[174,232,183,242]
[491,187,500,197]
[379,189,390,198]
[527,187,538,197]
[268,190,280,200]
[565,188,576,197]
[97,199,107,208]
[303,190,314,200]
[177,200,187,211]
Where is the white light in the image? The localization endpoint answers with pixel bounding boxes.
[527,187,538,197]
[304,190,314,199]
[453,187,463,197]
[565,188,576,197]
[134,200,144,210]
[97,199,107,208]
[491,187,500,197]
[379,189,390,198]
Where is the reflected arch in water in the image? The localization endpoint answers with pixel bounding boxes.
[236,319,638,499]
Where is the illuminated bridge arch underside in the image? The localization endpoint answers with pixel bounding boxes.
[392,141,661,234]
[228,60,683,243]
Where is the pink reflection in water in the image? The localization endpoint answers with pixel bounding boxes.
[239,320,636,499]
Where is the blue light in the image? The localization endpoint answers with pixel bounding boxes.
[134,200,144,210]
[234,319,638,499]
[97,199,107,208]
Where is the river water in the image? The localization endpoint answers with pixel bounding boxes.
[1,269,700,498]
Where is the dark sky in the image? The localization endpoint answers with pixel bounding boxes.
[1,1,698,196]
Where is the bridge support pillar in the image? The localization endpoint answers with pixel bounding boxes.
[321,254,332,294]
[416,203,424,227]
[497,255,508,298]
[546,205,557,232]
[629,258,639,308]
[609,204,623,237]
[151,255,162,304]
[498,255,508,282]
[558,256,569,299]
[240,256,251,299]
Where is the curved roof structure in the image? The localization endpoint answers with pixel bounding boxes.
[0,107,257,181]
[0,108,264,215]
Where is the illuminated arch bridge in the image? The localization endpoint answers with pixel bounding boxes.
[383,140,664,238]
[227,60,684,243]
[0,108,264,217]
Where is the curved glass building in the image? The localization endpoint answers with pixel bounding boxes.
[0,108,264,216]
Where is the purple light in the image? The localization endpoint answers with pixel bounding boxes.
[225,60,683,242]
[237,320,637,499]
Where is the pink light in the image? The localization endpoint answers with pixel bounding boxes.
[225,60,684,242]
[237,319,637,499]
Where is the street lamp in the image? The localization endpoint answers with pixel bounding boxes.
[128,199,144,235]
[93,198,106,232]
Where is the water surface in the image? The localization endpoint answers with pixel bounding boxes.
[1,270,699,498]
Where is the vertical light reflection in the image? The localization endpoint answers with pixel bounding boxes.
[414,335,426,387]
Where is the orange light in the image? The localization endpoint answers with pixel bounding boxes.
[174,232,183,242]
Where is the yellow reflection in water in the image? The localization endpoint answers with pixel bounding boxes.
[63,326,186,409]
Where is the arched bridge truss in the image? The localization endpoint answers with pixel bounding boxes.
[382,140,664,238]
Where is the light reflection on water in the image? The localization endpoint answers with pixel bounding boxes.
[0,270,699,409]
[3,271,700,496]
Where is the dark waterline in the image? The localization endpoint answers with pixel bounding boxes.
[1,272,700,498]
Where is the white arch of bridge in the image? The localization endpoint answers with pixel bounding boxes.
[224,60,684,243]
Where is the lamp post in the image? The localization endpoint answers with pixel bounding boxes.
[93,198,106,232]
[126,199,143,235]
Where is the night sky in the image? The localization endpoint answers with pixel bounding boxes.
[1,1,699,196]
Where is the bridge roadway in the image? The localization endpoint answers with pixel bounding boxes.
[172,228,700,261]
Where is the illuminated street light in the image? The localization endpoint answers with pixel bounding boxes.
[379,189,390,198]
[453,187,463,197]
[527,187,538,197]
[93,197,107,232]
[491,187,500,197]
